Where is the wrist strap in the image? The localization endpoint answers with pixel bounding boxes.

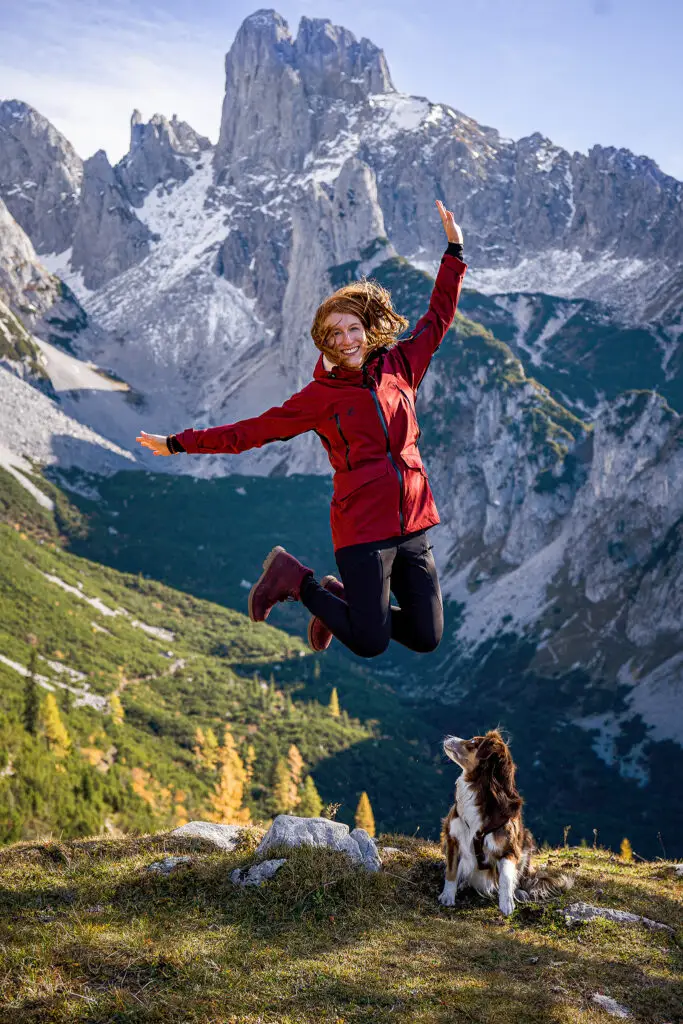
[166,434,186,454]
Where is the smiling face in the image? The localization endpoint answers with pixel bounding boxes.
[323,312,370,370]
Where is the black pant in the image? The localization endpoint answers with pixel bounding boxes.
[300,529,444,658]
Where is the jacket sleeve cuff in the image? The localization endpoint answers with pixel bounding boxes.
[166,434,186,454]
[445,242,464,260]
[440,249,468,275]
[173,428,200,454]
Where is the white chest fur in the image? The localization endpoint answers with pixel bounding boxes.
[449,776,483,885]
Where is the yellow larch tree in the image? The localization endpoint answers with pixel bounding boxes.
[39,693,71,759]
[271,757,297,814]
[355,791,376,837]
[328,687,341,717]
[244,743,256,784]
[194,726,220,771]
[109,693,124,726]
[210,725,250,823]
[287,744,305,794]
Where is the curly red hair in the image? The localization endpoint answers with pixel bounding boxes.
[311,278,409,363]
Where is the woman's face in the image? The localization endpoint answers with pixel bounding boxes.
[324,313,369,370]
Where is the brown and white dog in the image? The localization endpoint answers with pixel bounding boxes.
[439,730,569,915]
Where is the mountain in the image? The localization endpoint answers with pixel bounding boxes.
[0,8,682,854]
[0,99,82,255]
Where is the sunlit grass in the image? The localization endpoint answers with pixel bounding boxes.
[1,834,680,1023]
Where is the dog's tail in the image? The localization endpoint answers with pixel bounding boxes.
[520,866,574,901]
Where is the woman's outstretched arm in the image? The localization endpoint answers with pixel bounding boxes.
[136,382,321,457]
[395,199,468,391]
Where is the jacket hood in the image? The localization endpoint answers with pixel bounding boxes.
[312,347,387,387]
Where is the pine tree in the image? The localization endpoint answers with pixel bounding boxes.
[298,775,323,817]
[210,726,249,823]
[271,757,296,814]
[23,649,40,735]
[328,687,341,717]
[39,693,71,759]
[109,693,124,727]
[355,791,376,836]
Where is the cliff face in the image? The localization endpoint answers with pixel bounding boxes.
[0,100,82,256]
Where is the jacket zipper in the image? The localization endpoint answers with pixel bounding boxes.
[364,368,404,533]
[334,413,352,471]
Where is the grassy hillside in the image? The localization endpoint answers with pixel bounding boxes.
[1,832,681,1023]
[0,465,378,844]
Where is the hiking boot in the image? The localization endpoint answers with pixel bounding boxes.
[307,574,346,652]
[248,546,314,623]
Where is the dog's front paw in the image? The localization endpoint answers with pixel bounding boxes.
[438,881,457,906]
[499,893,516,916]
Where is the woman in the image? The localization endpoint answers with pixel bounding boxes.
[137,199,466,658]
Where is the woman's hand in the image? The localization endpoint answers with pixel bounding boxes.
[136,431,172,456]
[436,199,463,244]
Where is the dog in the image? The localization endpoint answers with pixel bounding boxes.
[439,729,571,915]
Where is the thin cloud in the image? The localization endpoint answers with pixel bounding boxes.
[0,0,227,162]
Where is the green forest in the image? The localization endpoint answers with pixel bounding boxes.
[0,465,385,844]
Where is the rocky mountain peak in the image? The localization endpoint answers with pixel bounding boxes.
[129,109,211,157]
[71,149,154,290]
[118,109,211,206]
[214,8,394,179]
[0,99,82,254]
[293,16,394,99]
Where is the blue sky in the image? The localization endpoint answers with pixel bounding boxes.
[1,0,681,179]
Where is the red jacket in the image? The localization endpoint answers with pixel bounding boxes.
[176,252,468,551]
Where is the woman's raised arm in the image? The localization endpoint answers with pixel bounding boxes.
[136,382,322,457]
[395,200,468,391]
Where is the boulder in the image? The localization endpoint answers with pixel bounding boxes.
[256,815,381,871]
[171,821,245,851]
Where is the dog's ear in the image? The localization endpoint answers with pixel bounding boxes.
[478,732,505,762]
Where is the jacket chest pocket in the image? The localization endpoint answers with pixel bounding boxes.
[385,380,420,449]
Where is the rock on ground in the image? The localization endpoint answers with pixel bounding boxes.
[147,856,192,874]
[256,815,381,871]
[231,859,287,887]
[591,994,631,1018]
[170,821,245,851]
[562,901,673,933]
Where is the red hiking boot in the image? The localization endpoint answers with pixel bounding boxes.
[248,546,314,623]
[307,574,345,652]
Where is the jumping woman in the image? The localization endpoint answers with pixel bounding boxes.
[137,199,467,658]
